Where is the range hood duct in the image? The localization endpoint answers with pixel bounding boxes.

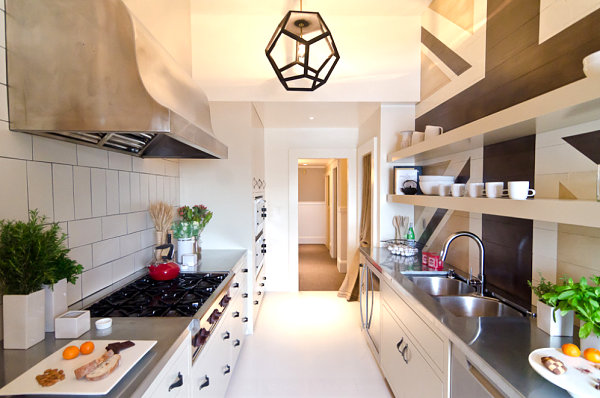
[5,0,227,159]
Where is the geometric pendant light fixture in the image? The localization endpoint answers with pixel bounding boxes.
[265,0,340,91]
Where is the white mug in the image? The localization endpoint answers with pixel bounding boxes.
[398,131,412,149]
[439,184,452,197]
[411,131,425,145]
[467,182,485,198]
[485,182,507,198]
[451,183,466,197]
[508,181,536,200]
[424,125,444,139]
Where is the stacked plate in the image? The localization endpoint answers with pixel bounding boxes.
[419,175,455,195]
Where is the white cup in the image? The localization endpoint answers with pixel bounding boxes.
[508,181,536,200]
[424,125,444,139]
[485,182,507,198]
[398,131,412,149]
[411,131,425,145]
[467,182,485,198]
[451,183,466,197]
[439,183,452,196]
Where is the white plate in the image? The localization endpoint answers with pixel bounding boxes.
[0,339,157,396]
[529,347,600,398]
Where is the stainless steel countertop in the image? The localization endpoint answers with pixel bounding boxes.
[0,249,247,397]
[361,246,571,398]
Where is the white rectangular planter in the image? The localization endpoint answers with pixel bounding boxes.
[43,278,68,332]
[3,289,45,349]
[536,301,573,337]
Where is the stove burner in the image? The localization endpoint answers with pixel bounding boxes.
[87,273,228,317]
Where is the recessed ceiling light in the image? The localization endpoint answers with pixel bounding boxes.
[308,116,315,120]
[302,163,308,166]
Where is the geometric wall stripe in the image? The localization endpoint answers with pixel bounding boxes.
[421,27,472,76]
[429,0,475,33]
[562,130,600,164]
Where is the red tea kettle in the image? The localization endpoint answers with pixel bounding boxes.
[148,244,180,281]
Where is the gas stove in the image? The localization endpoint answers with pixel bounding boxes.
[87,273,228,318]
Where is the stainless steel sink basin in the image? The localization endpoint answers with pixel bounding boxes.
[435,296,523,317]
[408,276,476,296]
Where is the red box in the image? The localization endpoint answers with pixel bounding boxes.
[422,252,431,266]
[428,254,443,270]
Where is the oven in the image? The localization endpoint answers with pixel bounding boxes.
[360,255,381,356]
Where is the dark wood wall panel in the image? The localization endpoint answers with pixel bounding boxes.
[485,0,539,50]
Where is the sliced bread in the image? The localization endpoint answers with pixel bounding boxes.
[74,350,114,379]
[85,354,121,381]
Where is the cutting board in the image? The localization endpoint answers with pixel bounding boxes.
[0,340,157,396]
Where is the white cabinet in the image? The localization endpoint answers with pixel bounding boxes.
[252,265,266,325]
[381,303,443,398]
[142,330,191,398]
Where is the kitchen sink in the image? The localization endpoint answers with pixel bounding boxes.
[408,276,476,296]
[435,296,523,318]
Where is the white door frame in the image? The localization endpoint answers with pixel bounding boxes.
[289,148,357,292]
[358,138,378,246]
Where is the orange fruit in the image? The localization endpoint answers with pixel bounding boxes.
[584,348,600,363]
[562,343,581,357]
[79,341,95,355]
[62,345,80,360]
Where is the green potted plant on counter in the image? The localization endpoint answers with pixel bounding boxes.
[542,276,600,350]
[0,210,83,348]
[529,276,574,337]
[172,205,213,264]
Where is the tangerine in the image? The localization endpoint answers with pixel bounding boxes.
[62,345,80,360]
[80,341,95,355]
[584,348,600,363]
[562,343,581,357]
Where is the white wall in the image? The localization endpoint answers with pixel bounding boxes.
[264,128,358,291]
[298,202,327,244]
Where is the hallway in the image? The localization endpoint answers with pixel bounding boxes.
[298,244,346,291]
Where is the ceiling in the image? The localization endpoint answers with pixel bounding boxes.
[253,102,380,128]
[298,158,332,166]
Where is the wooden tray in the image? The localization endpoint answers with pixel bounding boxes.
[0,340,156,396]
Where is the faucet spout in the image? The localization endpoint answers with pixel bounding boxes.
[440,231,485,296]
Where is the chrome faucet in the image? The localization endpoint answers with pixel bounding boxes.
[440,232,485,296]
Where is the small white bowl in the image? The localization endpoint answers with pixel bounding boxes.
[95,318,112,330]
[583,50,600,65]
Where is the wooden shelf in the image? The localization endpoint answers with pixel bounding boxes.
[387,194,600,228]
[388,78,600,163]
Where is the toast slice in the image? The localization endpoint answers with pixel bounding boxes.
[74,350,114,379]
[85,354,121,381]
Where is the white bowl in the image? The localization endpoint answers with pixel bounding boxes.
[583,50,600,65]
[583,62,600,78]
[95,318,112,330]
[420,181,448,195]
[419,175,455,182]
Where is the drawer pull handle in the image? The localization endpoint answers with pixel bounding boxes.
[232,282,239,288]
[223,331,230,340]
[233,339,241,347]
[253,300,259,305]
[242,317,249,322]
[396,338,404,352]
[263,276,267,280]
[199,375,209,390]
[242,268,248,273]
[242,293,249,298]
[257,291,262,296]
[401,344,409,364]
[232,311,240,318]
[260,283,265,287]
[223,365,231,375]
[168,372,183,392]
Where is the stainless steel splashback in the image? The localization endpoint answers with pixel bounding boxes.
[5,0,227,159]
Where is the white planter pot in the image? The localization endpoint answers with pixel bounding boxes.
[3,289,45,349]
[580,322,600,351]
[177,237,196,263]
[43,278,68,332]
[536,301,574,337]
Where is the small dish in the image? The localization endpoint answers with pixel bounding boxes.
[95,318,112,330]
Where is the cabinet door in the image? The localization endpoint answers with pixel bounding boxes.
[143,331,191,398]
[253,266,266,324]
[381,304,443,398]
[193,323,232,398]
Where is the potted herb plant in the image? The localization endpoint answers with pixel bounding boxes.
[543,276,600,350]
[0,210,83,348]
[529,276,574,337]
[172,205,213,263]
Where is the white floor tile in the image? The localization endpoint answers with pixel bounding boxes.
[226,292,392,398]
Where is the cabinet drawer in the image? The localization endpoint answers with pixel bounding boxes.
[381,303,443,398]
[382,280,444,373]
[143,331,191,398]
[193,323,232,398]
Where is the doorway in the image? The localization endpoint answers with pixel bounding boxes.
[298,159,347,291]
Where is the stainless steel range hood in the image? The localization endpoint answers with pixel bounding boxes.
[5,0,227,159]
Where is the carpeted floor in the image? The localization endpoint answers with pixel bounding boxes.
[299,244,346,291]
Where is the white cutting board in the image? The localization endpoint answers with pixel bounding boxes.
[0,340,157,396]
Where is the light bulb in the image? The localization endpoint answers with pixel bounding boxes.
[297,43,306,63]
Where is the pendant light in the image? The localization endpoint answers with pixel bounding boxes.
[265,0,340,91]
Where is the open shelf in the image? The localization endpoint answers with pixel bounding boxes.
[387,194,600,228]
[388,78,600,163]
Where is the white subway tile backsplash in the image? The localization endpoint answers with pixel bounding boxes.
[106,170,119,215]
[148,175,157,202]
[82,263,112,298]
[112,254,134,283]
[52,164,75,222]
[0,157,28,221]
[0,8,5,48]
[27,161,54,221]
[91,169,107,217]
[120,232,141,257]
[67,277,82,306]
[33,136,77,165]
[130,173,141,211]
[102,214,127,240]
[69,245,93,272]
[134,248,153,271]
[77,145,108,168]
[92,237,120,267]
[163,177,171,204]
[156,176,164,201]
[165,160,179,177]
[533,227,558,257]
[73,167,92,219]
[127,212,147,234]
[119,171,131,213]
[132,157,144,174]
[140,174,149,210]
[0,83,7,122]
[0,121,32,160]
[58,222,68,247]
[141,228,156,249]
[108,152,132,171]
[68,218,101,248]
[0,48,6,85]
